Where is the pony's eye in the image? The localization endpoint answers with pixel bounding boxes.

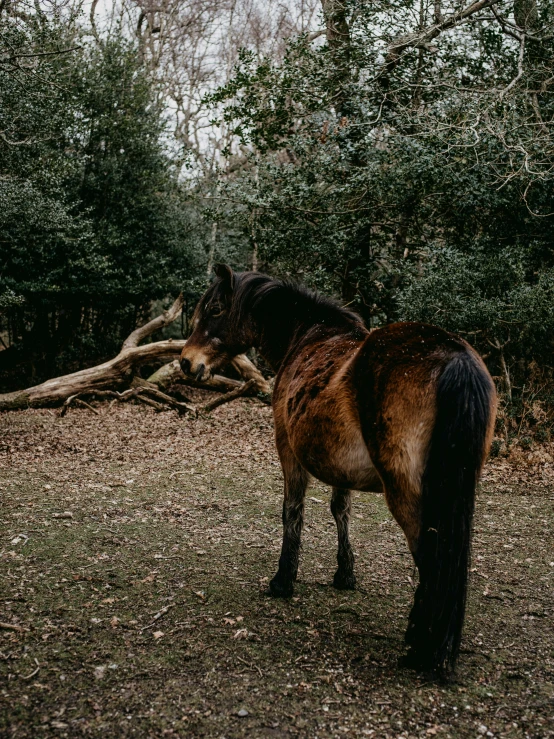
[209,302,225,318]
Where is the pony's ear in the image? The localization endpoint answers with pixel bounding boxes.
[213,263,235,290]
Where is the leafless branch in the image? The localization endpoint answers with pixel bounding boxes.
[500,33,525,99]
[383,0,501,76]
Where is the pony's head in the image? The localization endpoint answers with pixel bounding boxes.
[180,264,254,381]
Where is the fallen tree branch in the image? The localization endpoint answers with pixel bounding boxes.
[147,357,271,395]
[72,398,100,415]
[148,360,243,393]
[130,378,197,414]
[122,294,184,349]
[203,379,257,413]
[231,355,271,394]
[0,294,271,412]
[60,388,140,416]
[60,383,197,417]
[0,338,187,411]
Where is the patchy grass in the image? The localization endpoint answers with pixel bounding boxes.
[0,397,553,738]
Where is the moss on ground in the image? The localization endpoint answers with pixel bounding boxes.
[0,402,553,737]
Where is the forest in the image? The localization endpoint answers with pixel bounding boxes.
[1,0,553,441]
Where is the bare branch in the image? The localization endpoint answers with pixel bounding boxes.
[306,29,325,42]
[90,0,100,43]
[122,293,184,349]
[500,33,525,99]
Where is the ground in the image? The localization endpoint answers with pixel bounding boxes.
[0,394,553,739]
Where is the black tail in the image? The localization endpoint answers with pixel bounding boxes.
[405,350,495,676]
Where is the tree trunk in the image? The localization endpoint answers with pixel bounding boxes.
[321,0,351,117]
[0,340,188,410]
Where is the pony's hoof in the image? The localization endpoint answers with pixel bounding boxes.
[398,650,444,679]
[398,650,423,671]
[267,576,294,598]
[333,570,356,590]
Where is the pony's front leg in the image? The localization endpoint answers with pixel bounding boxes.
[331,487,356,590]
[269,450,309,598]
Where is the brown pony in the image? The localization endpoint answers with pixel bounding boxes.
[180,265,496,675]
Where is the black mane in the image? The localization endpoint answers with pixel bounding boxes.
[232,272,364,331]
[226,272,367,369]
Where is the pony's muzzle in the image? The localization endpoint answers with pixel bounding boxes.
[180,356,209,382]
[180,357,192,376]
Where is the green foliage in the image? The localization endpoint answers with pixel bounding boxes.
[0,15,199,387]
[209,0,554,406]
[398,248,554,363]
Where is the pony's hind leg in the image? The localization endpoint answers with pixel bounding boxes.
[381,483,424,661]
[331,487,356,590]
[269,449,309,598]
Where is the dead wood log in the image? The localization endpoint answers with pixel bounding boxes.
[0,337,190,411]
[122,294,184,349]
[0,294,270,411]
[0,294,187,411]
[146,359,242,392]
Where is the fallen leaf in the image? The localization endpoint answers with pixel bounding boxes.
[93,665,106,680]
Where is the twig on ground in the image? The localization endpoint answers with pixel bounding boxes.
[132,394,167,412]
[74,398,100,415]
[235,654,263,677]
[60,384,197,417]
[20,661,40,680]
[130,379,197,414]
[140,603,175,632]
[0,622,29,632]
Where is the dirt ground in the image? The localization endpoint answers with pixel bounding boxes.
[1,393,553,738]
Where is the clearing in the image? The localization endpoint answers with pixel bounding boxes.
[1,395,553,738]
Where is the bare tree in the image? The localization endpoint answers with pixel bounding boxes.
[89,0,321,178]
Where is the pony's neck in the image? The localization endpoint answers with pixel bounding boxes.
[244,277,365,370]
